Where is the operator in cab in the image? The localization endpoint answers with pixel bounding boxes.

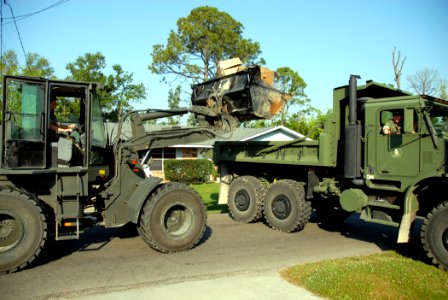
[383,110,402,134]
[49,97,76,141]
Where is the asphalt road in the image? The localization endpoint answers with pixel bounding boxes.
[0,213,403,299]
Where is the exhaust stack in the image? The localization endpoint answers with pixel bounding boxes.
[344,75,362,180]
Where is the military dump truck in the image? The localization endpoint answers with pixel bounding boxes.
[0,65,290,273]
[214,75,448,270]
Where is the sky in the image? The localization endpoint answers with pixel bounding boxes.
[2,0,448,113]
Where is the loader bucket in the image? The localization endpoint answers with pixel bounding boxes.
[191,66,291,122]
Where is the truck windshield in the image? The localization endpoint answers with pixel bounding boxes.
[428,104,448,135]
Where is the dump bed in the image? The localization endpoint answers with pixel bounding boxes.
[213,135,336,167]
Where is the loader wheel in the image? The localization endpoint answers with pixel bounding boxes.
[137,182,207,253]
[263,180,311,233]
[228,176,265,223]
[421,201,448,270]
[0,188,48,273]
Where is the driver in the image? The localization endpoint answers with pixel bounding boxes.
[49,97,76,141]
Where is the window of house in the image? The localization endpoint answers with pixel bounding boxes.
[182,148,197,158]
[151,148,176,171]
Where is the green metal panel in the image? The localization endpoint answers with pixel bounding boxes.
[125,176,163,223]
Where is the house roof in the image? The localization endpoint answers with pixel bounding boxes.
[105,122,305,148]
[165,125,305,148]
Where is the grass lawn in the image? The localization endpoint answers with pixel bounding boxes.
[191,183,447,299]
[282,251,448,300]
[191,182,228,214]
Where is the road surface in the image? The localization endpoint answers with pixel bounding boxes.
[0,213,401,299]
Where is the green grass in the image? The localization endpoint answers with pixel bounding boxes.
[191,182,228,214]
[282,251,448,300]
[191,183,447,299]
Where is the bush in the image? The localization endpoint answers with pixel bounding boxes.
[164,159,214,183]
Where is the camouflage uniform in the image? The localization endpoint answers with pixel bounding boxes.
[383,120,401,134]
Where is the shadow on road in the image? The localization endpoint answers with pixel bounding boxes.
[33,222,214,271]
[197,225,213,249]
[34,223,139,269]
[311,212,433,267]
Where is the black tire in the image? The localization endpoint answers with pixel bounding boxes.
[0,188,48,273]
[263,180,311,233]
[228,176,265,223]
[137,182,207,253]
[421,201,448,270]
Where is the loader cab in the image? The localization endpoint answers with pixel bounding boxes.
[1,76,107,170]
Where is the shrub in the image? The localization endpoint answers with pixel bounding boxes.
[164,159,214,183]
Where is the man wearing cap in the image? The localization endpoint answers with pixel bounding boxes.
[383,111,402,134]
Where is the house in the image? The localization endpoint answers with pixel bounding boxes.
[105,123,305,178]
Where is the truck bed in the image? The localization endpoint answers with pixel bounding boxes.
[214,135,335,167]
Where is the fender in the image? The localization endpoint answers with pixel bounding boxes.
[397,184,419,243]
[125,176,163,224]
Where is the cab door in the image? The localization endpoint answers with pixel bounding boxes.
[375,108,421,180]
[2,77,47,168]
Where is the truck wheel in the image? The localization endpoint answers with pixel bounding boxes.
[421,201,448,270]
[263,180,311,233]
[137,182,207,253]
[0,188,48,273]
[228,176,265,223]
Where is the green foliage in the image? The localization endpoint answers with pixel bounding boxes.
[0,50,54,79]
[0,50,55,112]
[190,183,228,213]
[274,67,309,122]
[0,50,19,78]
[167,85,181,125]
[282,251,448,300]
[440,81,447,100]
[247,109,333,140]
[149,6,264,83]
[286,109,333,139]
[65,52,146,120]
[164,159,213,183]
[23,53,55,78]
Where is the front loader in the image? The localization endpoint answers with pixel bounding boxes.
[0,64,289,273]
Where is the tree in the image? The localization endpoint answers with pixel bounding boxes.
[1,50,54,79]
[149,6,264,83]
[407,68,443,97]
[440,82,447,100]
[66,52,106,82]
[106,64,146,115]
[23,52,54,78]
[285,109,333,139]
[66,52,146,120]
[0,50,19,78]
[0,50,54,101]
[166,85,181,125]
[274,67,310,124]
[392,47,406,89]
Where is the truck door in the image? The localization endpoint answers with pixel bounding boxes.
[374,108,420,178]
[2,77,47,168]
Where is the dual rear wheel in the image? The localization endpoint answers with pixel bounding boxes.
[228,177,311,232]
